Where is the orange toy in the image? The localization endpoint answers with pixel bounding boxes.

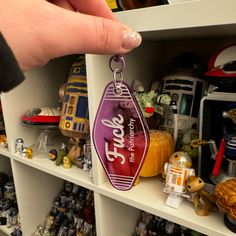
[136,130,173,184]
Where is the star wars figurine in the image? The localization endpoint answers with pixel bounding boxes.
[163,151,195,208]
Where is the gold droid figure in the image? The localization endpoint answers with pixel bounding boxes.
[163,151,195,209]
[59,56,89,139]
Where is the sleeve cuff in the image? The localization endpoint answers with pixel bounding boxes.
[0,32,25,92]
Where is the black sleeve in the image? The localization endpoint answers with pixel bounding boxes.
[0,32,25,93]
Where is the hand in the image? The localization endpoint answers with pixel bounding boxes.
[0,0,142,71]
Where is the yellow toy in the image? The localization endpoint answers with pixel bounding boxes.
[186,176,217,216]
[63,156,72,169]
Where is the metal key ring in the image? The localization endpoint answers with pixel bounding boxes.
[109,55,125,74]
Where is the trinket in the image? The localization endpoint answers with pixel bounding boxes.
[93,55,150,190]
[59,56,89,139]
[163,151,195,208]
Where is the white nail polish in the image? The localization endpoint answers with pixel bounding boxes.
[122,30,142,49]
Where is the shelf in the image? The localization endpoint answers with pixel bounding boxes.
[116,0,236,40]
[98,177,235,236]
[0,225,13,235]
[0,148,11,159]
[12,154,96,191]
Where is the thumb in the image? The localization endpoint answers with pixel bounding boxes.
[40,5,142,59]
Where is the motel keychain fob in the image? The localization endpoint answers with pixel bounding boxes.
[93,55,150,190]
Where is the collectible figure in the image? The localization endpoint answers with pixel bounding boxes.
[59,55,89,139]
[135,130,173,185]
[48,149,57,161]
[67,137,83,165]
[21,147,33,159]
[215,178,236,232]
[63,156,72,169]
[186,176,217,216]
[15,138,24,155]
[56,143,68,166]
[163,151,195,208]
[21,107,60,126]
[0,135,7,148]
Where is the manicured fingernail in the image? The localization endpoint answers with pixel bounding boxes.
[122,30,142,49]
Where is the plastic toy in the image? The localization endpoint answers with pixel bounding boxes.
[163,151,195,208]
[67,138,83,166]
[205,44,236,92]
[186,176,217,216]
[136,130,173,182]
[63,156,72,169]
[215,178,236,232]
[160,52,206,133]
[22,147,33,159]
[21,107,60,126]
[133,80,158,119]
[15,138,24,155]
[56,143,68,166]
[59,55,89,139]
[48,149,57,161]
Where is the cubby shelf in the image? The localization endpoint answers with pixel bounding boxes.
[0,1,236,235]
[98,177,235,236]
[12,154,95,191]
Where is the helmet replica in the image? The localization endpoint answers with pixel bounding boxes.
[205,44,236,92]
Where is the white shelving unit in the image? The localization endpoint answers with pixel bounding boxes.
[0,1,236,235]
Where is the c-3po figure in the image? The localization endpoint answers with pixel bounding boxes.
[163,151,195,209]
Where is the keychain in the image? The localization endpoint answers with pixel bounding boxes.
[93,55,150,191]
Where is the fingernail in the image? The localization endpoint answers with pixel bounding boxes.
[122,30,142,49]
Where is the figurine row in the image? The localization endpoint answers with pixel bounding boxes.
[132,210,206,236]
[34,181,96,236]
[0,172,22,234]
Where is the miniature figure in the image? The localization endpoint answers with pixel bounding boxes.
[163,151,195,208]
[67,138,83,165]
[48,149,57,161]
[0,135,7,148]
[15,138,24,155]
[44,214,54,231]
[186,176,217,216]
[215,178,236,232]
[63,156,72,169]
[59,56,89,139]
[21,107,60,126]
[56,143,68,166]
[22,147,33,159]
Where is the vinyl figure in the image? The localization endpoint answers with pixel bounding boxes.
[59,55,89,139]
[15,138,24,155]
[163,151,195,208]
[48,149,57,161]
[22,147,33,159]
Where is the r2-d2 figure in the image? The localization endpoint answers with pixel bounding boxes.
[163,151,195,209]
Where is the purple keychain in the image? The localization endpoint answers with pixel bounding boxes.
[93,55,150,191]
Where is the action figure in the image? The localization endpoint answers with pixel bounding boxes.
[163,151,195,208]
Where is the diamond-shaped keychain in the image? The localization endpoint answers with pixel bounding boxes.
[93,55,150,191]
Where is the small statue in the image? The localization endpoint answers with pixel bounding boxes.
[215,178,236,232]
[56,143,68,166]
[22,147,33,159]
[163,151,195,208]
[48,149,57,161]
[63,156,72,169]
[15,138,24,155]
[186,176,217,216]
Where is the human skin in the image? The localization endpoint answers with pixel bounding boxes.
[0,0,142,71]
